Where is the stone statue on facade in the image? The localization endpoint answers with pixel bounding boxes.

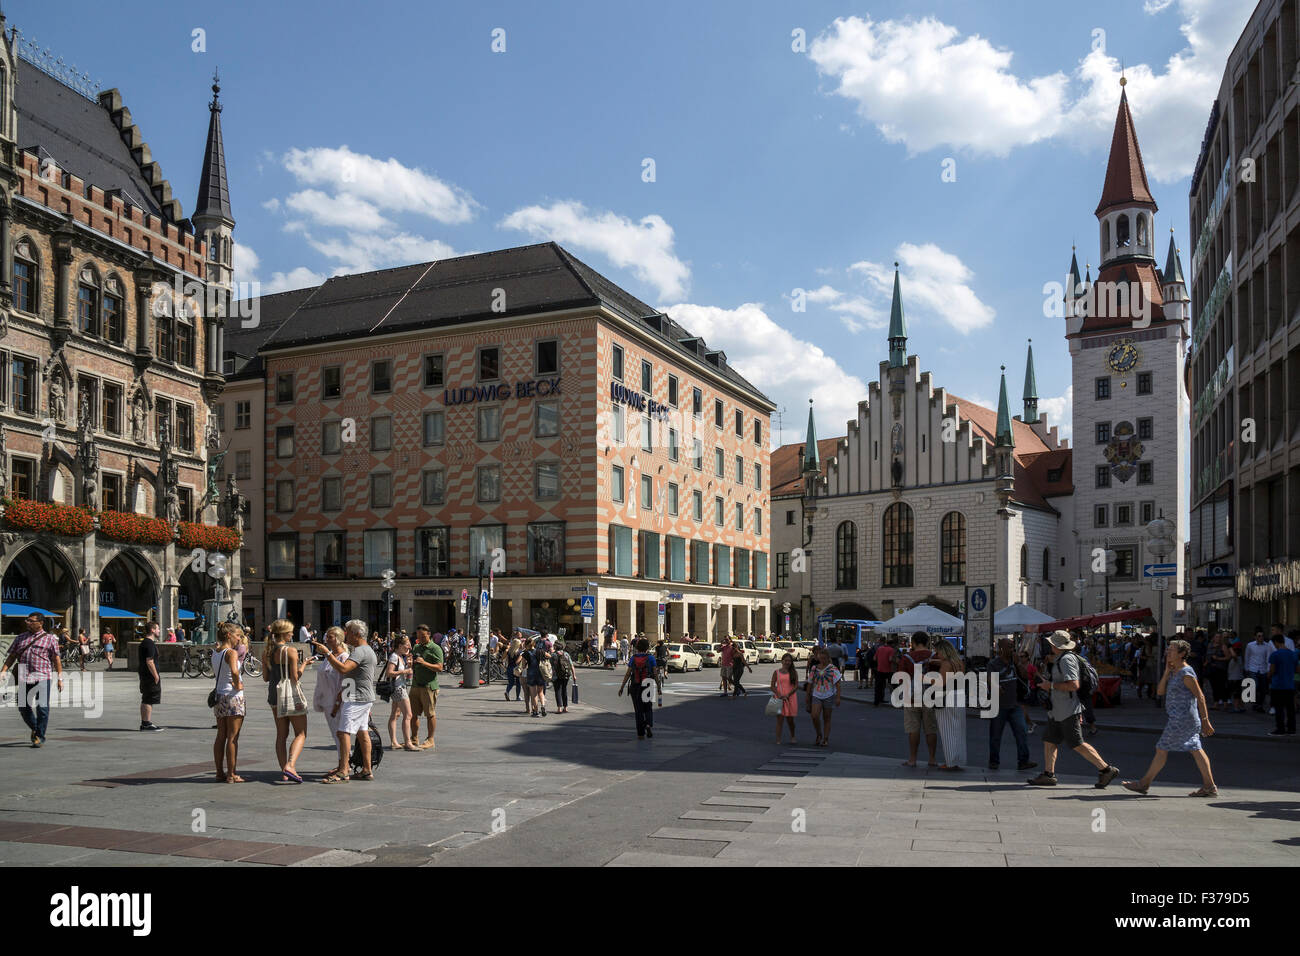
[131,392,147,444]
[205,403,221,450]
[48,373,67,424]
[164,486,180,525]
[83,473,99,510]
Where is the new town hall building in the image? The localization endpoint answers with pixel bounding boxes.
[773,86,1190,637]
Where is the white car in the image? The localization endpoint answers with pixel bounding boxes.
[694,643,722,667]
[774,640,808,661]
[735,640,759,664]
[754,641,779,663]
[663,643,702,672]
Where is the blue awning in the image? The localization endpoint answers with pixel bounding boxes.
[98,606,144,619]
[178,609,197,620]
[1,603,58,618]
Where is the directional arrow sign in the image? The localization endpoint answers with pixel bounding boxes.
[1143,563,1177,577]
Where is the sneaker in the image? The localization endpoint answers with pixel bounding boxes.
[645,728,653,738]
[1017,761,1038,771]
[1026,772,1057,786]
[140,723,164,732]
[420,737,436,750]
[31,737,43,748]
[1096,765,1120,789]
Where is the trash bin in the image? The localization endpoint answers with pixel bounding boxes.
[462,657,480,687]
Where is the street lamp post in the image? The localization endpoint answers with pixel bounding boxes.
[1145,512,1177,676]
[709,594,722,640]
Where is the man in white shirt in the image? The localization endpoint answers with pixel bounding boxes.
[298,623,312,644]
[1244,629,1272,713]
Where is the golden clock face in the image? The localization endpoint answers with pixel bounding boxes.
[1107,340,1140,374]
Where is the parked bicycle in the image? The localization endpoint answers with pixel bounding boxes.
[241,651,262,678]
[180,643,214,679]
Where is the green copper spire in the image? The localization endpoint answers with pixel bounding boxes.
[801,399,819,475]
[1163,229,1186,285]
[995,365,1015,447]
[1022,339,1039,423]
[887,262,907,369]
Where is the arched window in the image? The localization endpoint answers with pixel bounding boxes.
[77,265,100,337]
[1042,548,1051,582]
[103,275,125,344]
[1136,213,1147,249]
[0,64,7,138]
[882,502,914,588]
[940,512,965,585]
[154,293,175,362]
[1116,213,1131,248]
[835,521,857,590]
[1101,220,1110,256]
[1019,544,1028,580]
[13,236,38,314]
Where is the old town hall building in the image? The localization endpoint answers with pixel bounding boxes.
[772,85,1189,636]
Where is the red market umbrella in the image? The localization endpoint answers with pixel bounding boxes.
[1088,608,1154,627]
[1027,615,1093,634]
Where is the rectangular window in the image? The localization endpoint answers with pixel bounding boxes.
[371,360,392,393]
[477,406,501,442]
[102,383,122,436]
[691,540,709,584]
[638,530,660,578]
[641,475,653,510]
[536,401,559,438]
[612,465,625,503]
[1095,466,1111,488]
[1137,372,1152,395]
[103,293,123,343]
[608,524,633,576]
[1137,417,1153,440]
[416,527,450,576]
[322,420,341,455]
[177,322,195,368]
[735,409,744,437]
[422,468,445,505]
[322,476,342,512]
[267,534,298,579]
[713,544,731,586]
[276,425,294,459]
[692,387,702,418]
[754,463,762,490]
[667,482,679,515]
[1096,421,1111,444]
[528,522,566,575]
[715,496,724,525]
[754,508,762,536]
[469,525,505,576]
[371,416,392,452]
[371,472,393,509]
[423,411,444,446]
[13,259,33,313]
[235,450,251,481]
[693,490,702,521]
[668,375,679,406]
[9,457,35,499]
[613,405,625,444]
[641,359,652,393]
[322,366,341,399]
[692,438,703,471]
[156,316,174,363]
[536,462,560,499]
[715,447,724,476]
[479,347,500,381]
[735,548,750,588]
[715,399,724,427]
[155,398,171,445]
[668,428,679,462]
[1140,501,1154,524]
[735,454,743,483]
[754,419,762,445]
[756,553,768,589]
[276,372,294,404]
[1115,547,1136,580]
[423,354,444,389]
[536,339,559,376]
[1095,376,1110,400]
[667,536,686,582]
[1137,462,1153,484]
[315,532,346,577]
[235,401,251,429]
[1094,504,1107,527]
[612,345,624,381]
[1116,504,1133,525]
[363,529,395,577]
[175,404,194,451]
[101,474,122,513]
[776,552,790,589]
[213,403,225,434]
[735,502,744,532]
[275,480,294,513]
[78,285,98,336]
[786,510,795,525]
[641,416,653,453]
[477,465,501,502]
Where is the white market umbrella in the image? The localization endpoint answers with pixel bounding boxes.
[873,604,965,635]
[993,603,1055,634]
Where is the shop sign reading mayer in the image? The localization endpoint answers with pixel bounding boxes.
[442,378,562,404]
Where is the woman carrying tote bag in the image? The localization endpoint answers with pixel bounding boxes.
[262,619,308,783]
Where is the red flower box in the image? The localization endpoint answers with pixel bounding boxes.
[1,498,93,537]
[97,510,173,546]
[177,521,241,553]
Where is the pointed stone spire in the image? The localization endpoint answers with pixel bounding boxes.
[1022,340,1039,424]
[194,69,233,224]
[1095,82,1157,217]
[801,399,819,475]
[1163,229,1186,285]
[887,262,907,369]
[995,365,1015,448]
[1067,246,1082,296]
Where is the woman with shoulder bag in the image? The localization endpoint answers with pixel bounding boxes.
[385,634,417,752]
[770,652,800,744]
[211,621,246,783]
[552,643,574,714]
[505,637,524,705]
[262,619,308,783]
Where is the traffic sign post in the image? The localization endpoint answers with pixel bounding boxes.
[580,594,596,623]
[964,584,993,659]
[1142,563,1177,577]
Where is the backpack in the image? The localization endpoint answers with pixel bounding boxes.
[349,722,384,775]
[1064,652,1099,700]
[630,653,652,686]
[554,652,572,681]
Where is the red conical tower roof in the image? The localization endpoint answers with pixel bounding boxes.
[1094,86,1156,217]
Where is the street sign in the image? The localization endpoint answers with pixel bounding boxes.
[1143,563,1177,577]
[1196,576,1231,588]
[1150,576,1169,590]
[580,595,596,619]
[460,588,468,615]
[480,590,490,613]
[964,585,992,658]
[968,588,988,613]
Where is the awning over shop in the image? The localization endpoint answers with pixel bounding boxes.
[178,609,197,621]
[1027,608,1155,633]
[98,606,144,619]
[1,603,59,618]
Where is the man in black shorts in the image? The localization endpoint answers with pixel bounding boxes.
[1026,631,1115,787]
[138,622,164,732]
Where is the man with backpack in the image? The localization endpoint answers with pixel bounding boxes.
[1027,631,1119,788]
[617,638,658,738]
[898,632,939,767]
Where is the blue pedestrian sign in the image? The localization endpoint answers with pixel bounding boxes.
[1143,563,1177,577]
[480,590,490,612]
[580,595,596,618]
[969,588,988,613]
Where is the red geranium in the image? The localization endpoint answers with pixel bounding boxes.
[1,498,93,537]
[177,521,241,553]
[97,510,173,546]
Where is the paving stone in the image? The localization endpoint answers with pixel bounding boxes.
[607,851,738,866]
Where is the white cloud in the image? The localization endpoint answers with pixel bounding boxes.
[305,231,459,274]
[282,146,477,224]
[809,1,1257,182]
[232,241,260,287]
[1037,385,1074,444]
[502,201,690,300]
[794,284,885,333]
[264,266,327,295]
[849,242,995,334]
[659,301,868,444]
[284,189,392,232]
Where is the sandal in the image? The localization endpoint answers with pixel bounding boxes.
[1122,781,1149,794]
[1188,786,1218,797]
[215,772,227,783]
[322,771,349,784]
[354,770,374,781]
[227,774,247,784]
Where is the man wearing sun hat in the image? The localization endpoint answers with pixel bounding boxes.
[1026,630,1120,789]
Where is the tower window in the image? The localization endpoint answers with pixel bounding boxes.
[1095,377,1111,400]
[1137,372,1152,395]
[1096,421,1111,444]
[1116,214,1130,248]
[1095,466,1111,488]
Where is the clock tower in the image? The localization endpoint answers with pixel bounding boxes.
[1067,80,1189,618]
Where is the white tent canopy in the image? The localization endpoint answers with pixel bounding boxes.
[873,604,965,635]
[993,603,1056,634]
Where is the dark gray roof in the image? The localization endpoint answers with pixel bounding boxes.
[15,60,162,217]
[224,287,315,380]
[241,242,770,403]
[193,80,232,223]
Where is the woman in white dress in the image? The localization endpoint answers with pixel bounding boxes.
[933,638,967,771]
[312,627,348,738]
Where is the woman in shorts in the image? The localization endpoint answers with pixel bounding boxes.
[385,633,417,751]
[808,647,842,747]
[210,621,246,783]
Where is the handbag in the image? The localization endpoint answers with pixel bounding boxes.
[207,650,224,709]
[275,646,308,718]
[539,657,554,683]
[764,695,782,717]
[571,680,579,703]
[513,655,526,678]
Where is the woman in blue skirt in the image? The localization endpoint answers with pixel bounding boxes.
[1123,639,1218,797]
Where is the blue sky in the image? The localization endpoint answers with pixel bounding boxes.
[14,0,1257,447]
